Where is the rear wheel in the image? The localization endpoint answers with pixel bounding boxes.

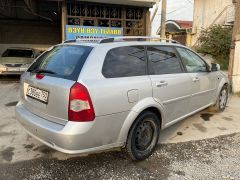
[125,111,160,161]
[211,85,229,112]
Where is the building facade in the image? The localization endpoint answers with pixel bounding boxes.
[192,0,240,92]
[0,0,156,54]
[191,0,235,46]
[65,1,154,36]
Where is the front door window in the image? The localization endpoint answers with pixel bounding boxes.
[176,48,207,73]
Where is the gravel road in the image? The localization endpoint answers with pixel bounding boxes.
[1,133,240,180]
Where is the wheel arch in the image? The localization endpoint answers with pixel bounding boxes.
[141,107,162,128]
[215,78,230,104]
[117,97,164,145]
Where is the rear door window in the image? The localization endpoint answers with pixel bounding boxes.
[28,45,93,81]
[147,46,183,75]
[2,49,34,58]
[102,46,146,78]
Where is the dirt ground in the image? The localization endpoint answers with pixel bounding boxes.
[0,76,240,180]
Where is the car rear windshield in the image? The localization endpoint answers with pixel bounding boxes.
[28,45,93,81]
[2,49,34,58]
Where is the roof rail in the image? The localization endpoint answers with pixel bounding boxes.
[63,38,103,44]
[99,36,180,44]
[63,36,180,44]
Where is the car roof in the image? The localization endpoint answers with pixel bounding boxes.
[63,41,186,49]
[62,36,187,48]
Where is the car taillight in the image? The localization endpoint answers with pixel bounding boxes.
[68,82,95,122]
[36,74,45,79]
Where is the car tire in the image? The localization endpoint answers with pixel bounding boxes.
[125,111,160,161]
[211,85,229,112]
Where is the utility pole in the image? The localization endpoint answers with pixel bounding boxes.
[61,0,67,42]
[228,0,240,92]
[160,0,167,38]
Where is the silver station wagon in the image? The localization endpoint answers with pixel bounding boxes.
[15,37,229,160]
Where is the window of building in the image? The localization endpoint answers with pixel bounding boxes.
[67,2,146,36]
[147,46,183,75]
[102,46,146,78]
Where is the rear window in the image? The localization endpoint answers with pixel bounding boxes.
[2,49,34,58]
[102,46,146,78]
[147,46,183,75]
[28,45,93,81]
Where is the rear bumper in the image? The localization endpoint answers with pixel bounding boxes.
[15,102,125,154]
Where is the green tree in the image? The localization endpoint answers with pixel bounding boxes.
[196,25,232,70]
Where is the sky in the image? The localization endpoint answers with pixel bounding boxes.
[151,0,194,35]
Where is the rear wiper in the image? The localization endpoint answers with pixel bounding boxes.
[32,68,57,74]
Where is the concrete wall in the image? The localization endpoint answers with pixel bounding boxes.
[192,0,232,45]
[0,20,61,55]
[231,41,240,92]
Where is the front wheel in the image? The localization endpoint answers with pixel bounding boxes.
[211,85,229,112]
[125,111,160,161]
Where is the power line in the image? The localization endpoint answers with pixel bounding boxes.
[167,6,187,15]
[157,3,191,16]
[185,0,193,4]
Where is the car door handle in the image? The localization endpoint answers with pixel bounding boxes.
[192,77,200,82]
[156,81,168,87]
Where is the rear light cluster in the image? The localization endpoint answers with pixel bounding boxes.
[68,82,95,122]
[36,74,45,79]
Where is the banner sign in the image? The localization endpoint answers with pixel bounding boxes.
[66,25,123,40]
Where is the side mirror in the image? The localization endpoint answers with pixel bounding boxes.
[211,63,220,72]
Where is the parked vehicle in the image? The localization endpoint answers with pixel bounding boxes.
[15,37,229,160]
[0,47,40,75]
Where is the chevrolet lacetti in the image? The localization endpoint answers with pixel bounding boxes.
[0,47,39,75]
[15,37,229,160]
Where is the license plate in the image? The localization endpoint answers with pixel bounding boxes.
[26,86,49,104]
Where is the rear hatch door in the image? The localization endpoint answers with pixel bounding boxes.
[20,45,93,125]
